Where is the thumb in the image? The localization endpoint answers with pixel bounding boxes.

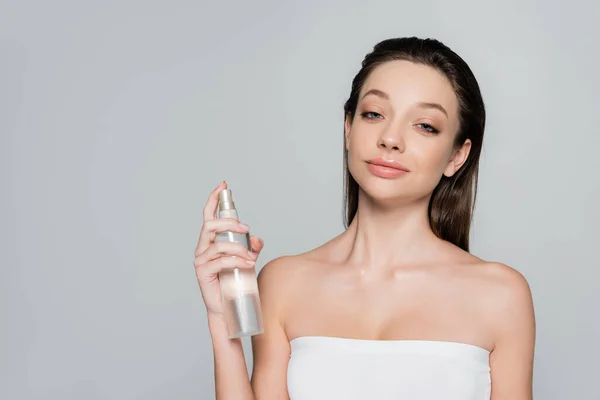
[249,235,264,254]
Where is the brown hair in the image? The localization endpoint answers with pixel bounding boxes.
[342,37,486,251]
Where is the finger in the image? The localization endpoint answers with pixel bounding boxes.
[202,181,228,222]
[203,218,249,234]
[196,241,257,264]
[198,255,256,276]
[195,218,250,256]
[249,236,264,254]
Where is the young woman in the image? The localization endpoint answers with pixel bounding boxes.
[194,37,535,400]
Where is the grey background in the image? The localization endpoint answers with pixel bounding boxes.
[2,0,598,399]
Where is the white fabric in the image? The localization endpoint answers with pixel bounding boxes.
[287,336,491,400]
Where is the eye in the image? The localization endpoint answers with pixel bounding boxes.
[360,111,383,120]
[415,123,440,134]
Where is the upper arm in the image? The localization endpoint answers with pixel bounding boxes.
[250,257,292,400]
[488,263,536,400]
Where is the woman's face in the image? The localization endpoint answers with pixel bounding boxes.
[345,60,471,205]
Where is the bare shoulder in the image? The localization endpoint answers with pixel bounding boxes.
[257,253,312,287]
[256,252,316,313]
[440,243,532,299]
[256,256,292,311]
[250,254,313,398]
[475,261,534,308]
[256,255,293,289]
[258,240,333,284]
[469,261,536,348]
[441,240,531,297]
[454,255,533,309]
[469,263,536,396]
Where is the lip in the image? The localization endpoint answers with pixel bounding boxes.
[367,157,410,172]
[366,158,410,179]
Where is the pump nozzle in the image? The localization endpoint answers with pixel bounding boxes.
[217,189,239,220]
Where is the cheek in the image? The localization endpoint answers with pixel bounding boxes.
[407,143,455,192]
[412,140,454,174]
[346,129,370,162]
[347,145,362,177]
[346,138,369,183]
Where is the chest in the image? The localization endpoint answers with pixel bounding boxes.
[284,271,489,345]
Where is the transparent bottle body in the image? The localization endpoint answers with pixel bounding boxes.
[218,263,264,338]
[215,209,264,338]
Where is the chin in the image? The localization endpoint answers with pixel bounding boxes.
[355,174,409,201]
[354,169,432,207]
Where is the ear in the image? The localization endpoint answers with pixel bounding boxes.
[444,139,472,177]
[344,114,352,151]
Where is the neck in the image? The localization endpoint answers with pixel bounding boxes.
[341,190,442,269]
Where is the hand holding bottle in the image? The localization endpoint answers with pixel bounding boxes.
[193,182,265,320]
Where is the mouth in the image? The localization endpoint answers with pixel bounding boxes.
[366,158,410,179]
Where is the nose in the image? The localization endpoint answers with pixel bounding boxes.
[377,126,406,153]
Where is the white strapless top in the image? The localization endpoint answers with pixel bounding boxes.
[287,336,491,400]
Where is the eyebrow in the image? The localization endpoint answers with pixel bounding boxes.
[361,88,448,117]
[416,101,448,117]
[361,88,389,100]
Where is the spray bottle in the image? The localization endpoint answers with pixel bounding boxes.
[214,189,264,338]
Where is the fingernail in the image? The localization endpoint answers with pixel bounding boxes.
[245,259,256,265]
[238,222,249,230]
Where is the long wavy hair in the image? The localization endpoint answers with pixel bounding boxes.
[342,37,486,252]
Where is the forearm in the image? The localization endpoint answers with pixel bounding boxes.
[209,313,255,400]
